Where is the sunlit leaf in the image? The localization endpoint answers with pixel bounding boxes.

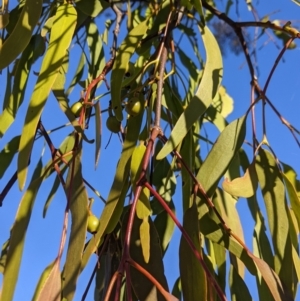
[140,218,150,263]
[17,3,77,190]
[0,135,20,178]
[197,115,246,196]
[32,258,61,301]
[222,162,258,198]
[0,0,42,70]
[157,25,223,159]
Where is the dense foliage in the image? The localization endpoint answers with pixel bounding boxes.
[0,0,300,300]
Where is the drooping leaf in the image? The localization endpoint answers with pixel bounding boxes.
[0,35,44,137]
[222,162,258,198]
[157,25,223,159]
[75,0,109,17]
[255,149,295,297]
[95,100,102,169]
[1,160,43,301]
[197,115,246,196]
[0,135,20,178]
[81,111,143,270]
[0,0,42,70]
[17,3,77,190]
[111,18,149,121]
[86,21,105,79]
[32,258,61,301]
[61,145,89,301]
[229,265,252,301]
[0,239,9,274]
[140,218,150,263]
[154,200,175,255]
[281,163,300,230]
[123,213,169,301]
[200,212,292,301]
[179,202,207,300]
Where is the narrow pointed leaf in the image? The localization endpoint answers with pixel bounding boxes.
[95,101,102,168]
[157,26,223,159]
[140,218,150,263]
[0,135,20,178]
[197,115,246,196]
[62,146,89,301]
[124,213,169,301]
[1,160,43,301]
[33,258,61,301]
[255,149,293,293]
[81,112,143,270]
[222,162,258,197]
[179,203,207,300]
[111,19,149,121]
[17,3,77,190]
[0,0,42,70]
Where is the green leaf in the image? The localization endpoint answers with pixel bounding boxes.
[0,135,20,178]
[222,162,258,198]
[17,3,77,190]
[229,265,252,301]
[281,163,300,230]
[200,212,293,301]
[32,258,61,301]
[1,160,43,301]
[154,200,175,255]
[66,51,85,96]
[94,101,102,169]
[81,111,143,270]
[197,115,246,196]
[75,0,109,17]
[179,203,207,300]
[86,21,105,78]
[62,146,89,301]
[0,35,42,137]
[0,0,42,70]
[157,25,223,159]
[140,218,150,263]
[111,18,149,121]
[123,213,169,301]
[0,239,9,274]
[255,149,294,297]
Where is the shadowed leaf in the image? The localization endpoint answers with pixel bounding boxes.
[157,25,223,159]
[17,3,77,190]
[180,203,207,300]
[0,0,42,70]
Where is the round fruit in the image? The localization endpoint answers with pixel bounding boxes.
[125,62,135,77]
[126,98,142,116]
[70,101,83,117]
[106,116,121,133]
[87,215,100,234]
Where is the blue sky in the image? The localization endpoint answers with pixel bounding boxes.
[1,0,300,300]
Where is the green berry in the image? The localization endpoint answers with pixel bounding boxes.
[106,116,121,133]
[87,215,99,234]
[126,97,142,116]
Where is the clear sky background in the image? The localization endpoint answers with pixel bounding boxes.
[1,0,300,300]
